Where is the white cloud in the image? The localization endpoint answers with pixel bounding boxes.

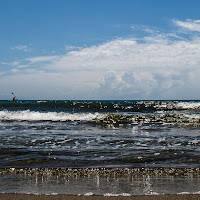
[11,45,29,51]
[131,24,160,35]
[27,56,59,64]
[65,45,83,51]
[11,69,19,73]
[173,19,200,32]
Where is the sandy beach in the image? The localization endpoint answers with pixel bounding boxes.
[0,194,200,200]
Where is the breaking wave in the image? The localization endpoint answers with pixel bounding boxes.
[176,102,200,110]
[0,110,106,122]
[0,110,199,127]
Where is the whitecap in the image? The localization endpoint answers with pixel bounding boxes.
[177,102,200,109]
[84,192,94,196]
[0,110,106,122]
[104,193,131,196]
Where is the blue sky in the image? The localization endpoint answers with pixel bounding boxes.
[0,0,200,100]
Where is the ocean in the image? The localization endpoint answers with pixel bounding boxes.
[0,100,199,195]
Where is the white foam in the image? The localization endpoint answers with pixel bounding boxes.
[177,192,190,194]
[104,193,131,196]
[183,113,200,123]
[193,191,200,194]
[146,192,160,195]
[84,192,94,196]
[0,110,106,122]
[177,102,200,109]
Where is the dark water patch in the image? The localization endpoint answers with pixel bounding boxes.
[1,100,200,113]
[1,147,199,169]
[0,100,157,112]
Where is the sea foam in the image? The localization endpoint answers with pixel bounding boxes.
[0,110,106,122]
[177,102,200,109]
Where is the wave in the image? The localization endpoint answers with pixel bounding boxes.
[176,102,200,109]
[0,110,106,122]
[0,110,199,127]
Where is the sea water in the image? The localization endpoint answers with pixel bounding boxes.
[0,100,199,195]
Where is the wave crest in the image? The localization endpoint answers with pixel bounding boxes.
[0,110,106,122]
[0,110,199,127]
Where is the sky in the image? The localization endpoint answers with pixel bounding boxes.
[0,0,200,100]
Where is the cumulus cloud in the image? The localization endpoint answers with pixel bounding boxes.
[2,19,200,100]
[94,70,186,100]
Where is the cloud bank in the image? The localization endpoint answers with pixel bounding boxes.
[1,19,200,100]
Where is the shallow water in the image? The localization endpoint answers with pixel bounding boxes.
[0,168,200,195]
[0,119,199,168]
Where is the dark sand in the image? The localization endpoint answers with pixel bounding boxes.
[0,194,199,200]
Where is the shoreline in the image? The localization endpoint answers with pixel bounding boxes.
[0,194,200,200]
[1,167,200,177]
[1,168,200,196]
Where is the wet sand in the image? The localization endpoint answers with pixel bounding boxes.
[0,194,199,200]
